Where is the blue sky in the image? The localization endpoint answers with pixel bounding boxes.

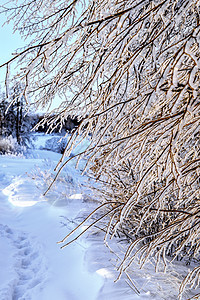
[0,14,25,86]
[0,14,62,112]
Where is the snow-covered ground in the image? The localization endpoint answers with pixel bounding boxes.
[0,134,129,300]
[0,134,198,300]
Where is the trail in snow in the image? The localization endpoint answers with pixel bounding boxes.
[0,134,199,300]
[0,224,47,300]
[0,148,104,300]
[0,142,152,300]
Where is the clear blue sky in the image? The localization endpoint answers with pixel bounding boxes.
[0,14,62,112]
[0,14,25,86]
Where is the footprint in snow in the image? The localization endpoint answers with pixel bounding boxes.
[0,224,48,300]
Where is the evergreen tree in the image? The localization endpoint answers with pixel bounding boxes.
[0,83,33,149]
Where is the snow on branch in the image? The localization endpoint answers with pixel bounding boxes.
[0,0,200,298]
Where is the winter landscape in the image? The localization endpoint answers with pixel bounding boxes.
[0,133,198,300]
[0,0,199,299]
[0,132,199,300]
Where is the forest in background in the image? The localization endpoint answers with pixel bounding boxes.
[0,83,80,153]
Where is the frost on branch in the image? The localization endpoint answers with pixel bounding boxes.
[0,0,200,298]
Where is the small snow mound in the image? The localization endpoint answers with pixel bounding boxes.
[2,176,45,207]
[69,193,83,200]
[96,268,114,279]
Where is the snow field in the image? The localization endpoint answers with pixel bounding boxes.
[0,148,104,300]
[0,134,199,300]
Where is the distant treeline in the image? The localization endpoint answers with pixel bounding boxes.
[0,84,81,150]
